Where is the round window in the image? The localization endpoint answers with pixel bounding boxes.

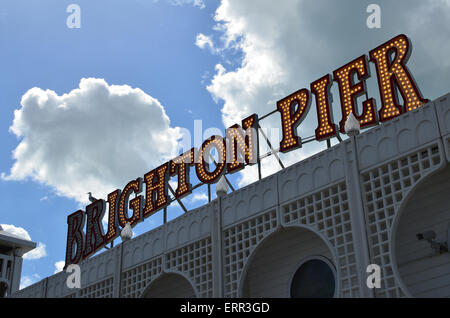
[290,257,336,298]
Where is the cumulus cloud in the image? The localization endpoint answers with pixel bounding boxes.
[202,0,450,185]
[168,0,205,9]
[1,224,47,260]
[20,274,41,290]
[54,260,65,274]
[20,276,33,289]
[1,223,32,240]
[23,242,47,260]
[4,78,182,204]
[190,192,208,203]
[195,33,216,52]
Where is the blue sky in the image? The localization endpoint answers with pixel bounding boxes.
[1,0,450,289]
[0,0,227,287]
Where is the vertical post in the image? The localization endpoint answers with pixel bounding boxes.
[256,125,262,180]
[113,244,123,298]
[344,135,374,297]
[163,207,167,224]
[162,221,168,275]
[10,249,24,295]
[211,199,224,297]
[42,277,49,298]
[208,184,211,202]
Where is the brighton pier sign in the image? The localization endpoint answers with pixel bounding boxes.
[65,34,429,267]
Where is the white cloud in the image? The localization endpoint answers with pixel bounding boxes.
[168,180,178,190]
[1,223,31,240]
[193,0,205,8]
[20,274,40,290]
[20,276,33,289]
[4,78,182,204]
[168,0,205,9]
[23,242,47,260]
[195,33,216,52]
[202,0,450,185]
[190,192,208,203]
[1,224,47,260]
[54,261,65,274]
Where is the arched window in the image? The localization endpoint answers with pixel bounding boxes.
[290,256,336,298]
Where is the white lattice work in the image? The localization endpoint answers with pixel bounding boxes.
[282,181,360,297]
[9,94,450,299]
[223,209,278,297]
[361,143,442,297]
[79,276,114,298]
[165,236,213,297]
[121,257,163,298]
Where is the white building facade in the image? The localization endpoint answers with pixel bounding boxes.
[0,225,36,297]
[11,92,450,298]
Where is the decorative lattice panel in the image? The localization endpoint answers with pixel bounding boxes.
[166,236,213,297]
[121,257,163,298]
[223,209,278,297]
[282,181,360,297]
[79,276,114,298]
[361,144,442,297]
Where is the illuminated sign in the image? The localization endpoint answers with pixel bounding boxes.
[65,34,428,267]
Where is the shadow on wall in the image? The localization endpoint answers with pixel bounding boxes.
[241,227,336,298]
[0,281,8,298]
[141,272,197,298]
[394,163,450,297]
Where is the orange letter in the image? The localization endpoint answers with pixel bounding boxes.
[369,34,429,122]
[105,189,119,243]
[117,178,143,227]
[311,74,338,141]
[143,163,169,218]
[277,89,311,152]
[226,114,258,173]
[333,55,377,133]
[195,135,226,184]
[169,149,195,199]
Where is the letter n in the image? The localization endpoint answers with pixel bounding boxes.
[226,114,258,173]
